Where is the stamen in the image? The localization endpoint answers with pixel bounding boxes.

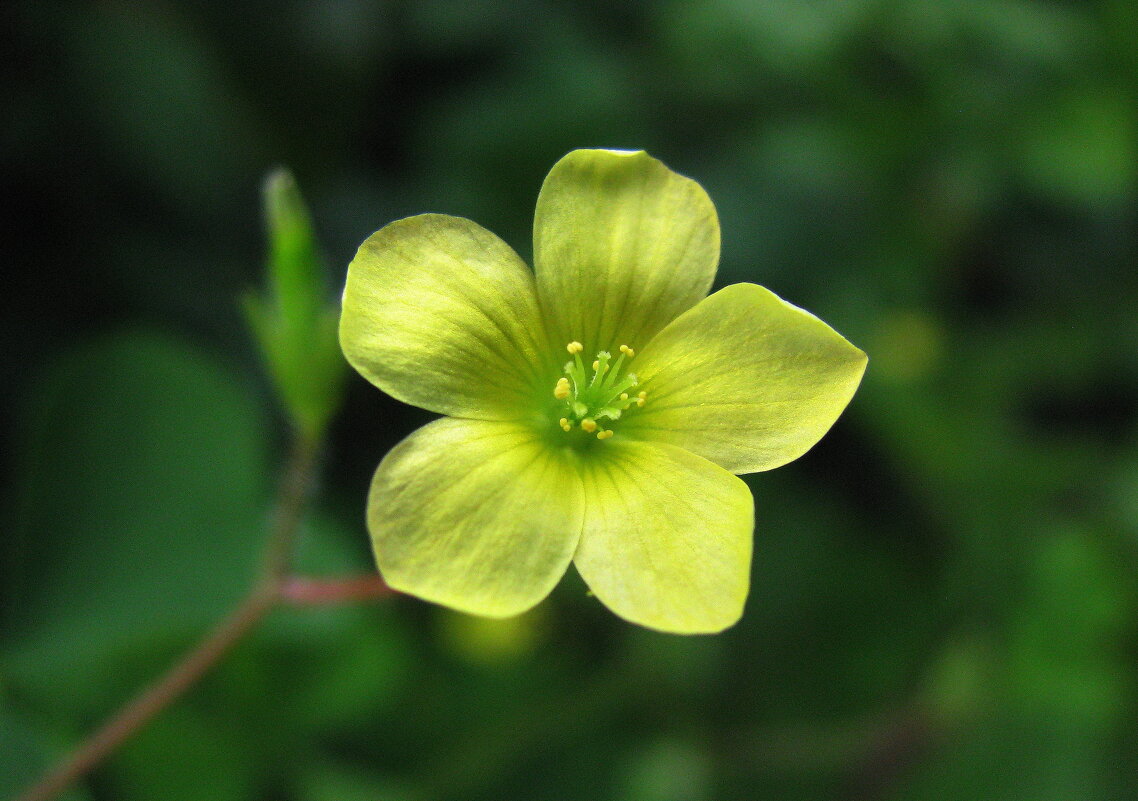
[637,390,647,407]
[554,339,643,441]
[600,348,631,394]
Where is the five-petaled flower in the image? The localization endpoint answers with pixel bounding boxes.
[340,149,866,634]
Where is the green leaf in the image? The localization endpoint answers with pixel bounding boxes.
[0,703,92,801]
[296,760,415,801]
[3,331,268,712]
[109,705,255,801]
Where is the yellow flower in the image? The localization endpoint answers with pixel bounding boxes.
[340,150,866,633]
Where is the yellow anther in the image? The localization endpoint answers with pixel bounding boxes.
[591,360,599,371]
[580,418,597,433]
[554,377,571,399]
[636,390,647,408]
[620,393,629,401]
[559,418,572,432]
[566,341,583,354]
[597,430,614,440]
[619,344,635,357]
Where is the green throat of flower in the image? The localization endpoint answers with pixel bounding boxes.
[552,341,647,441]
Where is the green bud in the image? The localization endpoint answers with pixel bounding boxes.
[244,167,346,440]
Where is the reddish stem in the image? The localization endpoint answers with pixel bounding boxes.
[280,575,397,605]
[15,582,280,801]
[13,433,397,801]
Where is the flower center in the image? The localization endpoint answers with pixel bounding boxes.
[552,341,647,441]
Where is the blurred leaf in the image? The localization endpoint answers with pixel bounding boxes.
[235,599,415,735]
[868,309,946,384]
[108,704,254,801]
[739,473,938,718]
[620,739,713,801]
[58,2,264,208]
[297,759,414,801]
[921,630,994,726]
[657,0,872,87]
[897,713,1112,801]
[3,330,268,713]
[1018,87,1137,205]
[1006,529,1133,720]
[0,702,92,801]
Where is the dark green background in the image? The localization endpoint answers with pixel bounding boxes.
[3,1,1137,799]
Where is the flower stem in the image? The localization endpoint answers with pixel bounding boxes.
[280,575,395,605]
[14,429,370,801]
[261,432,322,582]
[15,582,280,801]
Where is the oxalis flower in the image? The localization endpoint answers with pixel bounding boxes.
[340,149,866,634]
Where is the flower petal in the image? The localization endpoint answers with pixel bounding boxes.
[368,417,583,617]
[533,149,719,355]
[341,214,551,420]
[573,440,753,634]
[623,283,867,474]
